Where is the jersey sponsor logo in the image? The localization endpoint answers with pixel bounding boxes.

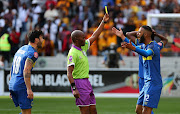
[17,50,25,54]
[69,56,73,62]
[34,52,38,58]
[143,56,152,60]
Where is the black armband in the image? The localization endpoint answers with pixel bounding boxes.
[71,83,76,90]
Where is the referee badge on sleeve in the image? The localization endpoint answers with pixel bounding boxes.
[69,56,73,62]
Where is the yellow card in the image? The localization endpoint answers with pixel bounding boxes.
[105,6,108,14]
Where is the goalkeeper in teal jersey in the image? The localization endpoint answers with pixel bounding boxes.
[67,14,109,114]
[9,30,44,114]
[112,26,167,114]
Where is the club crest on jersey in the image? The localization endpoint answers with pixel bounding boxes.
[69,56,73,62]
[34,52,38,58]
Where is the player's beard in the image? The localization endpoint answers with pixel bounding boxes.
[139,34,145,43]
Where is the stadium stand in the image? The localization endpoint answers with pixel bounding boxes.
[0,0,180,68]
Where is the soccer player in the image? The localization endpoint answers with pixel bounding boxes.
[112,26,167,114]
[9,30,44,114]
[67,13,109,114]
[123,28,167,114]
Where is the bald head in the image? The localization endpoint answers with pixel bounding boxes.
[71,30,84,43]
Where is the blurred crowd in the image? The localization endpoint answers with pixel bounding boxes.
[0,0,180,67]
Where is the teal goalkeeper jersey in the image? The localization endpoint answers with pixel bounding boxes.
[67,40,90,79]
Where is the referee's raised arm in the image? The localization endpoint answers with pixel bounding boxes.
[88,13,109,46]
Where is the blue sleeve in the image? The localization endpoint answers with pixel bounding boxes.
[27,51,38,63]
[124,37,136,46]
[135,47,153,57]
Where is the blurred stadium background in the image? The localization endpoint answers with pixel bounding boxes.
[0,0,180,113]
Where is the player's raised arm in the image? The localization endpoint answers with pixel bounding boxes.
[67,66,80,98]
[122,41,153,57]
[88,13,109,46]
[23,58,34,99]
[112,27,125,40]
[126,31,138,44]
[152,29,168,46]
[112,27,136,46]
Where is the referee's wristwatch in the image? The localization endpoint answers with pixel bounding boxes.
[71,83,76,90]
[72,86,76,90]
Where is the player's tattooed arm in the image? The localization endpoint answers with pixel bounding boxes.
[23,58,33,78]
[23,58,34,91]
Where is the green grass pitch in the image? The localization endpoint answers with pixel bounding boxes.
[0,96,179,114]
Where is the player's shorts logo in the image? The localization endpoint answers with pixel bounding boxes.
[144,102,148,105]
[31,101,34,106]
